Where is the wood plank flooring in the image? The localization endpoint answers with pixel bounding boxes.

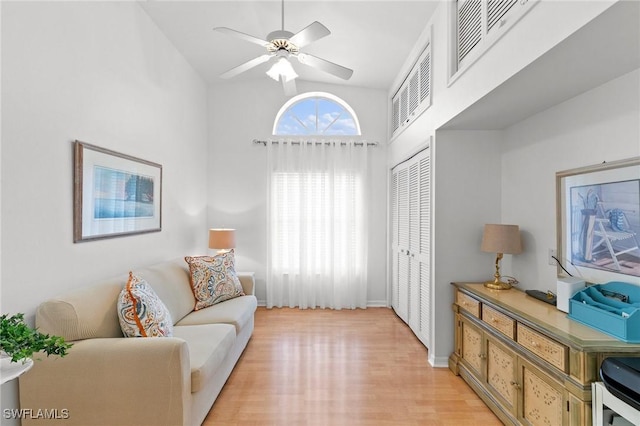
[203,307,501,426]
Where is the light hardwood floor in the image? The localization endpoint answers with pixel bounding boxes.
[203,307,501,426]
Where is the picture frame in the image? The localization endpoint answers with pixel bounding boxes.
[74,141,162,242]
[556,157,640,285]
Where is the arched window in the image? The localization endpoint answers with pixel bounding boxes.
[273,92,361,136]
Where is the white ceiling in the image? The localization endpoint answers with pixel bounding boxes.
[139,1,439,90]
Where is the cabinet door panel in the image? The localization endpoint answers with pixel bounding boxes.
[486,337,517,414]
[461,318,484,378]
[520,360,566,426]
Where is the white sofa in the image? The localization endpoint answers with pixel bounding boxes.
[18,258,257,426]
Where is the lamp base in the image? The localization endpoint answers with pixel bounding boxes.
[484,279,513,290]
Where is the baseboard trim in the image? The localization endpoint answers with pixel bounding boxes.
[428,355,450,368]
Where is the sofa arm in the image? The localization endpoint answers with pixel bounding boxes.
[19,337,191,426]
[237,272,255,296]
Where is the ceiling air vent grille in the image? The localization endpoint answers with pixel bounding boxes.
[457,0,482,63]
[392,98,400,133]
[488,0,517,31]
[408,73,419,115]
[389,40,431,139]
[419,51,430,103]
[400,86,409,124]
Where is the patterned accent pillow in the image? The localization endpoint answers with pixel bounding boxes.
[185,250,245,310]
[117,272,173,337]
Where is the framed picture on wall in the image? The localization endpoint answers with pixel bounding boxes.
[556,157,640,284]
[74,141,162,242]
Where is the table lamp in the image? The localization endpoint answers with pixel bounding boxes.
[481,224,522,290]
[209,228,236,254]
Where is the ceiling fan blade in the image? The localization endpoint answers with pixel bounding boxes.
[213,27,270,47]
[282,77,297,97]
[296,53,353,80]
[289,21,330,48]
[220,54,273,79]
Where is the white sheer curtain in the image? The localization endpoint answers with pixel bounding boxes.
[266,140,371,309]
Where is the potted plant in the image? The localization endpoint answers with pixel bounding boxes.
[1,313,72,363]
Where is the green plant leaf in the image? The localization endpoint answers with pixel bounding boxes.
[1,313,72,363]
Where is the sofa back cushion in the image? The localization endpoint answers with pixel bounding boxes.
[135,259,196,324]
[36,259,197,341]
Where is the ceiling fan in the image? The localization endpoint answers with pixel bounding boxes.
[213,0,353,96]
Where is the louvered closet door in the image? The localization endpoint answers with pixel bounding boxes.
[419,47,431,107]
[417,152,431,348]
[457,0,482,65]
[396,167,410,323]
[408,71,420,119]
[408,160,421,332]
[488,0,517,31]
[390,148,431,349]
[390,171,400,312]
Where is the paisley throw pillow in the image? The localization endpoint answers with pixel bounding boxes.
[185,250,245,310]
[117,272,173,337]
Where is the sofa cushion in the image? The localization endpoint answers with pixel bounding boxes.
[117,272,174,337]
[176,295,257,335]
[172,324,236,393]
[185,252,245,310]
[135,259,197,324]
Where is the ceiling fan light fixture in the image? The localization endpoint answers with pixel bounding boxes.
[266,57,298,82]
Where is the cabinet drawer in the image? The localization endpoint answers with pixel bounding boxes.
[457,291,481,318]
[517,324,568,372]
[483,305,515,339]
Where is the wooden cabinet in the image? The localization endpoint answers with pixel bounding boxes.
[450,283,640,426]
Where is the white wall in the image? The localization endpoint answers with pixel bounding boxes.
[1,2,208,419]
[430,130,503,365]
[502,69,640,288]
[207,79,389,306]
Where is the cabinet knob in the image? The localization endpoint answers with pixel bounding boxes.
[510,381,521,390]
[478,353,487,359]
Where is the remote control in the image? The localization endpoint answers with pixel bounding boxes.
[525,289,557,306]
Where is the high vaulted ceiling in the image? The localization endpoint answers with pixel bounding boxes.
[139,1,439,90]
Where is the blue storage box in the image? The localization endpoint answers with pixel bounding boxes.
[568,282,640,343]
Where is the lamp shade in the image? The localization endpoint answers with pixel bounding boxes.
[208,228,236,250]
[481,224,522,255]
